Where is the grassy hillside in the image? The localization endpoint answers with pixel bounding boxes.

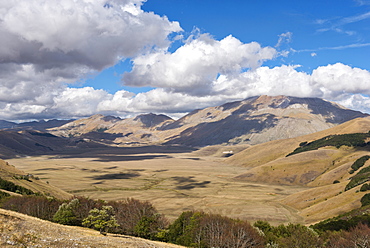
[0,208,184,248]
[227,117,370,224]
[0,159,71,200]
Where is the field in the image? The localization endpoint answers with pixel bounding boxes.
[6,146,307,225]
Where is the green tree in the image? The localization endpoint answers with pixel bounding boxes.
[82,205,119,235]
[53,198,80,225]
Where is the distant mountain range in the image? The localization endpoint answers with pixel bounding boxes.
[0,96,367,153]
[46,95,368,147]
[0,119,73,130]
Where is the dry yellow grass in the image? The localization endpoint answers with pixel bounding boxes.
[0,208,185,248]
[7,149,306,225]
[0,159,72,199]
[4,117,370,227]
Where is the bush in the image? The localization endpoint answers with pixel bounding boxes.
[360,183,370,192]
[82,206,119,235]
[0,177,34,195]
[53,198,80,225]
[351,155,370,172]
[53,197,103,226]
[345,166,370,191]
[287,133,370,157]
[0,190,10,199]
[108,198,168,238]
[360,193,370,207]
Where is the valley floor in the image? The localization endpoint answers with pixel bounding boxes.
[7,146,307,225]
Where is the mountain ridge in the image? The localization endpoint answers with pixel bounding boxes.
[0,95,368,150]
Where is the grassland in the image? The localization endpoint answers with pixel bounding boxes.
[6,146,306,225]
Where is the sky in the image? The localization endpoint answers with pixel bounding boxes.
[0,0,370,121]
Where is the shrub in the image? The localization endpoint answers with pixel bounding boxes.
[0,177,34,195]
[108,198,168,238]
[345,166,370,191]
[82,206,119,235]
[360,183,370,192]
[350,155,370,172]
[360,193,370,207]
[287,133,370,157]
[53,198,80,225]
[0,190,10,199]
[53,197,103,226]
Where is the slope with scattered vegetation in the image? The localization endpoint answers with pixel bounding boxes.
[228,117,370,223]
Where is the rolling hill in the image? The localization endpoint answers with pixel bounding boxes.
[0,158,71,199]
[227,116,370,223]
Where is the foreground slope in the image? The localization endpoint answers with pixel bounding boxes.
[0,208,184,248]
[228,117,370,223]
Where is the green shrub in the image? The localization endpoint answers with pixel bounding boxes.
[361,193,370,207]
[0,177,34,195]
[82,206,119,235]
[0,190,10,199]
[53,198,80,225]
[345,166,370,191]
[351,155,370,172]
[360,183,370,192]
[287,133,370,157]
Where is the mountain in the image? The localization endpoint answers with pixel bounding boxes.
[49,113,174,145]
[0,119,73,131]
[47,95,368,147]
[0,129,106,159]
[0,120,17,129]
[162,95,368,147]
[226,116,370,223]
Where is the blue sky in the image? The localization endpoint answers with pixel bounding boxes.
[86,0,370,97]
[0,0,370,120]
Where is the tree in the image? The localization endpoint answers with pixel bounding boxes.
[82,205,119,235]
[109,198,168,237]
[53,198,80,225]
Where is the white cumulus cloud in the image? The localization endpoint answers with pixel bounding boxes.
[0,0,181,119]
[122,34,277,96]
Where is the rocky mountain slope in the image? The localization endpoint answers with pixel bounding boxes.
[47,95,369,147]
[162,95,368,146]
[226,116,370,223]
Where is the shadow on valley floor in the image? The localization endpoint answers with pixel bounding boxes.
[47,145,197,160]
[172,176,212,190]
[90,172,141,180]
[91,154,173,162]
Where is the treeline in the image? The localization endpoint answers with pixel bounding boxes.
[0,176,34,195]
[287,132,370,157]
[1,195,370,247]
